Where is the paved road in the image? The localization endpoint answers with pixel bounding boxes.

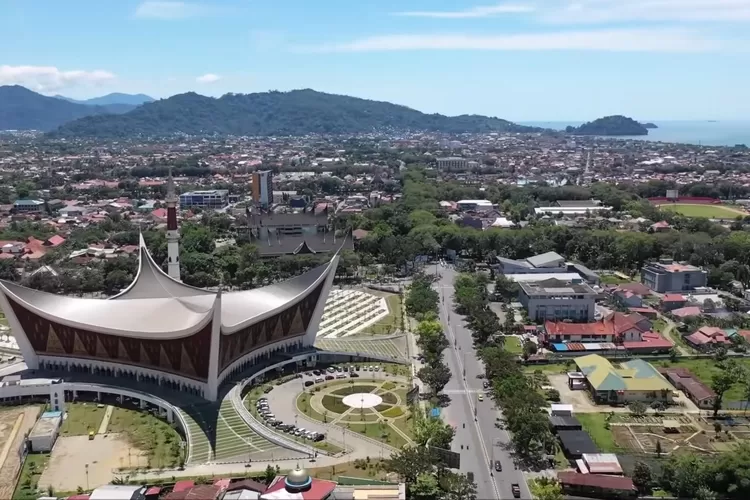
[435,265,531,500]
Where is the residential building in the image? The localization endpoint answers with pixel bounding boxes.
[252,170,274,208]
[456,199,493,212]
[496,252,599,284]
[640,258,708,292]
[661,293,687,311]
[684,326,732,351]
[437,157,468,169]
[13,199,45,213]
[660,367,716,409]
[179,190,229,209]
[574,354,674,405]
[519,277,597,322]
[557,472,637,500]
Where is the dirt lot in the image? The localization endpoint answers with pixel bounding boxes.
[613,424,699,454]
[0,406,40,499]
[39,434,147,492]
[547,375,601,411]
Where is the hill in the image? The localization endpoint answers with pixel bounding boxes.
[565,115,649,136]
[0,85,132,131]
[55,92,155,106]
[50,89,543,138]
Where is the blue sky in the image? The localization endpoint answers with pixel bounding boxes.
[1,0,749,121]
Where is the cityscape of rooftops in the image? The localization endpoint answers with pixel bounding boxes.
[3,1,750,500]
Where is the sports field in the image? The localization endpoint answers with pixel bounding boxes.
[658,203,745,218]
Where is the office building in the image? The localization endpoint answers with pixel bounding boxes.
[252,170,273,208]
[640,259,707,292]
[437,157,468,169]
[519,277,597,322]
[179,190,229,209]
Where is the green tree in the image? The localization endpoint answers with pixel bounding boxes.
[529,477,563,500]
[263,464,276,485]
[629,401,647,417]
[418,362,452,395]
[711,368,736,417]
[411,473,441,500]
[632,461,653,495]
[439,471,477,500]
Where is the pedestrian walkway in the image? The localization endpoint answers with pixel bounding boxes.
[97,405,114,434]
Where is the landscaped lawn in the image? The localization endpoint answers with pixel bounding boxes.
[306,459,387,481]
[522,362,571,375]
[107,407,184,468]
[652,318,667,333]
[13,453,50,500]
[600,274,632,285]
[321,395,353,414]
[660,203,742,219]
[363,294,403,335]
[504,336,522,354]
[59,402,105,436]
[654,358,750,403]
[576,413,620,452]
[344,422,408,448]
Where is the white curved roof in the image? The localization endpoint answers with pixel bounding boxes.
[0,235,338,338]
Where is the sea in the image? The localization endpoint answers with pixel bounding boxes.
[519,120,750,147]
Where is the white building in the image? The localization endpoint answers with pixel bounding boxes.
[28,410,62,452]
[456,199,494,212]
[519,278,597,322]
[437,157,469,169]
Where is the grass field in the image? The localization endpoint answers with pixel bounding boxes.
[362,294,403,335]
[13,453,50,500]
[600,274,633,285]
[504,336,522,354]
[59,403,105,436]
[659,203,743,218]
[107,407,185,468]
[576,413,620,452]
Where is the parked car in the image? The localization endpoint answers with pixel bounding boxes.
[315,377,324,383]
[325,375,334,381]
[304,380,314,387]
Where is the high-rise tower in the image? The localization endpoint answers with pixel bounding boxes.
[166,167,181,281]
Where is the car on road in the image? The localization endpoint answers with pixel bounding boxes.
[483,381,489,389]
[511,484,520,498]
[494,461,502,472]
[478,394,484,402]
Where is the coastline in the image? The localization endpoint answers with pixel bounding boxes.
[521,120,750,147]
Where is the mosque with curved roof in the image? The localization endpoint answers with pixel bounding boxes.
[0,235,338,401]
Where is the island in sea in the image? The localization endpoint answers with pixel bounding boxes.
[642,122,658,129]
[565,115,649,136]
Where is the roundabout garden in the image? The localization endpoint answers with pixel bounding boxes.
[297,378,415,448]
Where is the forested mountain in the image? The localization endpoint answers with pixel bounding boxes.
[565,115,649,136]
[55,92,154,106]
[51,89,544,138]
[0,86,131,131]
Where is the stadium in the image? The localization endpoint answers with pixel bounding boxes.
[0,235,338,402]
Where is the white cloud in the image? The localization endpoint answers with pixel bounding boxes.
[0,65,115,92]
[134,1,211,20]
[304,28,724,53]
[196,73,221,84]
[393,3,534,18]
[541,0,750,23]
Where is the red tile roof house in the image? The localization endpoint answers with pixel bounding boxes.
[670,306,702,319]
[544,312,672,354]
[660,367,716,409]
[661,293,687,311]
[684,326,733,351]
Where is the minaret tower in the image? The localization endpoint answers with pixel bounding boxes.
[166,167,181,281]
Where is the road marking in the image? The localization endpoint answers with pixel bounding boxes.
[438,288,502,500]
